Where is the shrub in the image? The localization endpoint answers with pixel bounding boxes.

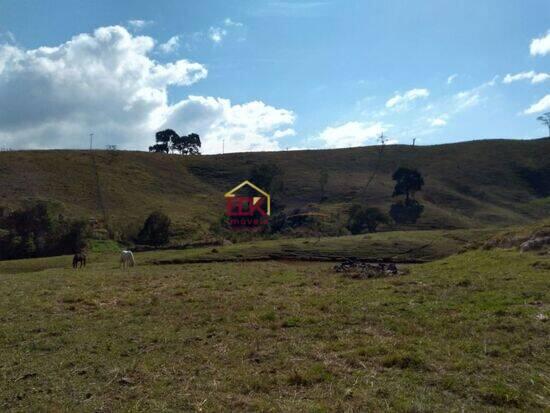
[389,200,424,224]
[137,211,171,245]
[347,204,388,234]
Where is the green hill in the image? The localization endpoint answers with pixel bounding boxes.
[0,138,549,237]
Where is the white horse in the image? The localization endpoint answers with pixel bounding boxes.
[120,250,135,269]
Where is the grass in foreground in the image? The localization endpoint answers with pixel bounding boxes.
[0,249,548,412]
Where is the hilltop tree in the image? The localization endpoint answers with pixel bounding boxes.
[156,129,178,148]
[180,133,202,155]
[149,143,169,153]
[150,129,202,155]
[170,134,185,154]
[537,112,550,137]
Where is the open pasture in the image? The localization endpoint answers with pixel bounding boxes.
[0,246,548,411]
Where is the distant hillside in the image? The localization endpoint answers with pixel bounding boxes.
[1,138,549,237]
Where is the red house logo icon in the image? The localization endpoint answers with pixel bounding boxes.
[224,180,270,227]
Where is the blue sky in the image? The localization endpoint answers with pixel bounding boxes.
[0,0,549,152]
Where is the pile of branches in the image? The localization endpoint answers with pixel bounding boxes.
[334,259,407,279]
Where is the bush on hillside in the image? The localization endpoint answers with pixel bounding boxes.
[137,211,171,245]
[347,205,388,234]
[389,200,424,224]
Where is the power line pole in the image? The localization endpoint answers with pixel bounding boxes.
[222,138,224,155]
[89,133,94,151]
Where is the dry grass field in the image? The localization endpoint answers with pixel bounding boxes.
[0,235,548,412]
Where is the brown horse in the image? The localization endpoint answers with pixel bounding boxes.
[72,253,86,269]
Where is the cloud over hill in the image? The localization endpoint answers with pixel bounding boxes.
[0,26,294,153]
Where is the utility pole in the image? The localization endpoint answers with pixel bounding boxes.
[222,138,224,155]
[89,133,94,151]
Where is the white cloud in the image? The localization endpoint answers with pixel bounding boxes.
[273,128,296,138]
[316,121,387,148]
[429,117,447,127]
[484,75,499,87]
[530,73,549,83]
[188,19,244,47]
[447,74,458,84]
[530,30,550,56]
[127,20,153,30]
[386,88,429,109]
[453,90,481,111]
[208,27,227,43]
[523,94,550,114]
[0,31,16,44]
[503,71,550,84]
[159,35,180,53]
[0,25,294,153]
[451,76,497,113]
[224,18,243,27]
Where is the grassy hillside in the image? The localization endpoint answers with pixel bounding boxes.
[1,138,549,236]
[0,248,548,411]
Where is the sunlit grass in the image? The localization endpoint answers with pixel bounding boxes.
[0,247,548,411]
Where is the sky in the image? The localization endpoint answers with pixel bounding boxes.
[0,0,549,153]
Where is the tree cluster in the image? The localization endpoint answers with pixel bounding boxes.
[344,167,425,234]
[0,202,89,260]
[149,129,201,155]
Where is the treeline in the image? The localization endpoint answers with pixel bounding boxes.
[0,202,89,260]
[0,202,174,260]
